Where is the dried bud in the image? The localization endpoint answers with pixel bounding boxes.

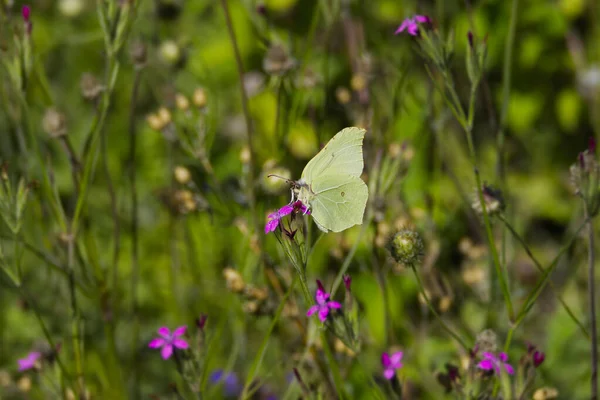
[467,31,474,48]
[175,93,189,111]
[472,183,505,216]
[335,87,352,104]
[146,113,164,131]
[174,166,191,184]
[223,267,245,293]
[533,387,559,400]
[79,73,104,101]
[386,229,424,266]
[157,107,172,126]
[160,40,182,66]
[129,40,147,68]
[263,44,296,76]
[42,108,67,138]
[570,140,600,215]
[475,329,497,354]
[192,87,207,108]
[350,74,367,92]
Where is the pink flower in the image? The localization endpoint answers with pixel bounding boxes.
[264,201,310,234]
[306,280,341,322]
[18,351,41,371]
[381,351,403,380]
[264,204,293,234]
[478,352,514,375]
[21,5,31,21]
[148,326,189,360]
[394,15,431,36]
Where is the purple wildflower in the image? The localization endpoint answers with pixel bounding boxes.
[533,350,545,368]
[395,15,431,36]
[478,352,514,375]
[148,326,189,360]
[265,201,310,234]
[306,280,341,322]
[22,5,31,21]
[381,351,403,380]
[18,351,41,371]
[209,370,241,397]
[343,274,352,292]
[264,204,293,234]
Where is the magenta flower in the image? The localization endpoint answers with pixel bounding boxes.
[148,326,189,360]
[264,201,310,234]
[394,15,431,36]
[265,204,293,233]
[306,280,341,322]
[18,351,41,371]
[381,351,403,380]
[478,352,514,375]
[22,5,31,21]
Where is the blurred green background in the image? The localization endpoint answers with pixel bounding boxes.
[0,0,599,398]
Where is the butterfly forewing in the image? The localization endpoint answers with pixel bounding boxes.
[309,174,368,233]
[301,127,366,183]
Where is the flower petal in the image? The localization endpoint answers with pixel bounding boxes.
[503,363,515,375]
[306,305,319,317]
[478,359,494,371]
[161,344,173,360]
[407,24,419,36]
[390,351,403,366]
[395,19,409,34]
[383,368,395,380]
[265,219,280,234]
[157,327,171,338]
[173,326,187,337]
[278,205,294,216]
[482,352,495,360]
[381,352,391,367]
[149,338,166,349]
[318,307,329,322]
[498,352,508,362]
[414,15,430,23]
[173,338,189,349]
[327,301,341,309]
[315,288,329,305]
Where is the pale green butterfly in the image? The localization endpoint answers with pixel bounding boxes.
[293,127,369,233]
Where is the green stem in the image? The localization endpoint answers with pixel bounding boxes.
[584,202,598,400]
[410,266,468,350]
[499,214,589,338]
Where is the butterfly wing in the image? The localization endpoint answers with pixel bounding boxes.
[300,127,366,184]
[309,174,368,233]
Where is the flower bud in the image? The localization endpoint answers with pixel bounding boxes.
[472,183,505,216]
[386,229,424,266]
[129,40,147,68]
[157,107,172,126]
[192,87,207,108]
[160,40,181,66]
[223,267,245,293]
[175,93,189,111]
[263,44,296,76]
[335,87,352,104]
[195,314,207,330]
[174,166,191,184]
[42,108,67,138]
[80,73,104,101]
[146,113,164,131]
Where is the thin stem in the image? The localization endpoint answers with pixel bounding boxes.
[584,202,598,400]
[128,67,143,397]
[67,233,84,396]
[498,214,589,338]
[410,266,468,350]
[498,0,520,184]
[219,0,260,245]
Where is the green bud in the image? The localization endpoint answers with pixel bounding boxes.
[387,229,424,266]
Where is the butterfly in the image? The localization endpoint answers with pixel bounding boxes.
[293,127,369,233]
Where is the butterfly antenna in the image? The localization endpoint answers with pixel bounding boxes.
[267,174,294,185]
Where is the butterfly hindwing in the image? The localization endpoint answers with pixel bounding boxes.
[309,173,368,233]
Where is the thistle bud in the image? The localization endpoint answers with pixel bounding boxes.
[387,229,424,266]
